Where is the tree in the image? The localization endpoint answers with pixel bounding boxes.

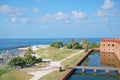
[81,38,88,52]
[88,42,100,49]
[26,47,34,55]
[81,38,87,44]
[24,47,42,65]
[70,39,75,49]
[24,56,35,65]
[8,57,25,68]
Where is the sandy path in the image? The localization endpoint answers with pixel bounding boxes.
[29,50,84,80]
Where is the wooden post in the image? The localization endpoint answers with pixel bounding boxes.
[106,69,109,74]
[82,68,85,73]
[94,69,97,73]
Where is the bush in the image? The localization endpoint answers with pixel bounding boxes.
[88,42,100,49]
[8,56,42,68]
[8,57,25,68]
[0,70,8,76]
[36,58,42,63]
[50,41,64,48]
[67,41,82,49]
[67,44,72,49]
[74,45,80,49]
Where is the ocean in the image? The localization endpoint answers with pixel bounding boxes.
[0,38,100,54]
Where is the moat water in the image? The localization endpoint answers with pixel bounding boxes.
[68,52,120,80]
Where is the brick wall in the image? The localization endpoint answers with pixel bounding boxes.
[100,39,120,61]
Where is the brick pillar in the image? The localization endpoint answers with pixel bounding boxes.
[82,68,85,73]
[94,69,97,73]
[117,70,120,74]
[106,69,109,74]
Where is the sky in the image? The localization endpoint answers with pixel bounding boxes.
[0,0,120,38]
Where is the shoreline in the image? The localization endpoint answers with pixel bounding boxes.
[0,44,50,50]
[0,44,50,54]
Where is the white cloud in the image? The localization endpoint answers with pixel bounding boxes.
[71,11,87,19]
[55,12,69,20]
[29,11,89,25]
[33,8,39,13]
[0,5,27,17]
[11,17,17,23]
[32,12,69,22]
[101,0,114,10]
[0,5,13,14]
[41,14,53,22]
[96,0,118,18]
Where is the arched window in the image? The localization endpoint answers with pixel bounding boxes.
[112,44,114,47]
[103,44,105,46]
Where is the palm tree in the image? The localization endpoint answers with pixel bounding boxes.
[24,47,33,58]
[70,38,75,49]
[81,38,88,52]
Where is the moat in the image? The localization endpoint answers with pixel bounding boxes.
[68,51,120,80]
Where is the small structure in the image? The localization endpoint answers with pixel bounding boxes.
[18,47,28,51]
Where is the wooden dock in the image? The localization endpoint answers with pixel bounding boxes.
[70,66,120,74]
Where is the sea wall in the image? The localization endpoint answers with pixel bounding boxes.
[60,50,93,80]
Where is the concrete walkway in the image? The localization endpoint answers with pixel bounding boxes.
[29,50,84,80]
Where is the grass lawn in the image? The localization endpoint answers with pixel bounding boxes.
[39,70,68,80]
[36,47,78,61]
[0,70,32,80]
[61,52,85,66]
[39,50,87,80]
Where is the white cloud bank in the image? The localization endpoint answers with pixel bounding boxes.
[30,11,88,24]
[71,11,87,19]
[96,0,118,18]
[0,5,24,17]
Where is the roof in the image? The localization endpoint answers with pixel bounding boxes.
[101,39,120,44]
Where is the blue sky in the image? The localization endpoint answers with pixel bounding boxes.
[0,0,120,38]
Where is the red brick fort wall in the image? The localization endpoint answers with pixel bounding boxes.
[100,39,120,61]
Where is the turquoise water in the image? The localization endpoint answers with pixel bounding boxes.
[68,52,120,80]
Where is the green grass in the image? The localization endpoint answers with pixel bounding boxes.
[0,70,8,76]
[61,52,85,67]
[39,70,68,80]
[0,70,32,80]
[39,50,88,80]
[36,47,78,61]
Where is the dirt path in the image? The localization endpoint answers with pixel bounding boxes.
[29,50,84,80]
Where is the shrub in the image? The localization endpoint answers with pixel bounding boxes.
[67,44,72,49]
[8,57,25,68]
[0,70,8,76]
[50,41,64,48]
